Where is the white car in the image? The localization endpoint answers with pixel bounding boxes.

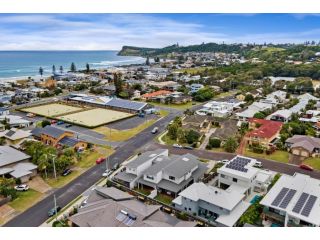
[14,184,29,191]
[173,144,183,148]
[102,169,113,177]
[254,161,263,168]
[217,159,229,164]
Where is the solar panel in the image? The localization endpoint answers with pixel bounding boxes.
[271,187,289,207]
[116,212,127,222]
[301,195,317,217]
[279,189,297,209]
[292,192,309,214]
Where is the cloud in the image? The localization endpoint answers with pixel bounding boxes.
[0,14,319,50]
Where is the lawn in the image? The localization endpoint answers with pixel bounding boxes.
[8,189,43,212]
[244,149,289,163]
[215,90,239,99]
[159,109,169,117]
[303,157,320,171]
[150,101,201,110]
[94,119,157,142]
[134,187,151,196]
[45,170,82,189]
[155,194,173,205]
[160,133,178,145]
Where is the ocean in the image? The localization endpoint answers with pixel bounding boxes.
[0,51,145,80]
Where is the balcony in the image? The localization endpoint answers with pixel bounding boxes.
[263,207,285,223]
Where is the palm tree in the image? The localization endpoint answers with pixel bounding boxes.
[59,66,63,74]
[52,65,56,74]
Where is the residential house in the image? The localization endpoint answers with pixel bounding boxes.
[218,155,273,195]
[189,84,204,94]
[69,186,196,227]
[172,182,250,227]
[31,125,87,149]
[196,100,242,118]
[268,109,292,123]
[141,90,172,101]
[246,118,283,148]
[0,115,31,128]
[236,101,273,122]
[285,135,320,158]
[114,149,208,197]
[260,173,320,227]
[181,115,212,134]
[0,146,37,183]
[0,128,32,147]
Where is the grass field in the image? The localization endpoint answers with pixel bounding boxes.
[155,194,173,205]
[303,157,320,171]
[244,149,289,163]
[22,103,82,117]
[8,189,43,212]
[95,119,157,142]
[150,101,201,110]
[57,108,133,128]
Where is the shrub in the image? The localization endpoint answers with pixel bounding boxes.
[208,138,221,148]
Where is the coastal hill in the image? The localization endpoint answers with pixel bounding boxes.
[118,43,249,57]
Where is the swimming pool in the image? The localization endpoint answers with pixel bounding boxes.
[250,195,261,204]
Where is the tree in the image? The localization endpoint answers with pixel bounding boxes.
[70,62,76,72]
[59,66,64,74]
[39,67,44,77]
[86,63,90,73]
[154,57,160,63]
[244,94,254,102]
[224,137,238,153]
[185,129,200,144]
[113,73,123,97]
[193,88,214,102]
[208,138,221,148]
[0,137,6,146]
[253,112,266,119]
[41,120,51,128]
[167,123,179,140]
[52,65,56,74]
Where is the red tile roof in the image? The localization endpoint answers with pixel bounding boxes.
[247,118,283,139]
[142,90,172,99]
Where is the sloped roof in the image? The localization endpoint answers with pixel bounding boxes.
[286,135,320,152]
[247,118,283,139]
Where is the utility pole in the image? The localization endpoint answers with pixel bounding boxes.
[48,153,57,180]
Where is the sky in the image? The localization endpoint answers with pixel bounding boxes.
[1,14,320,50]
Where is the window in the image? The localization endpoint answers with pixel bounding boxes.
[169,176,175,181]
[221,174,225,178]
[189,208,191,211]
[232,178,238,183]
[146,175,154,180]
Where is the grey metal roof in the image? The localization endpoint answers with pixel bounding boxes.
[10,169,32,178]
[30,128,42,138]
[0,146,31,167]
[163,154,199,179]
[58,136,80,147]
[38,126,69,139]
[105,98,147,111]
[0,167,13,175]
[95,186,134,201]
[114,171,137,183]
[143,157,171,176]
[126,149,167,169]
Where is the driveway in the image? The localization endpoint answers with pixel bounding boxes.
[199,128,216,150]
[28,176,52,194]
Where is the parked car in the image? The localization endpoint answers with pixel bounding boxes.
[112,163,119,171]
[299,164,313,171]
[62,168,72,176]
[102,169,112,177]
[26,113,35,118]
[173,144,183,148]
[57,121,64,125]
[65,124,72,128]
[151,127,159,134]
[51,120,57,124]
[96,157,106,164]
[183,146,193,150]
[254,161,263,168]
[48,206,61,217]
[218,159,229,164]
[14,184,29,191]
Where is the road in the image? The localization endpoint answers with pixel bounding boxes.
[4,109,181,227]
[147,143,320,180]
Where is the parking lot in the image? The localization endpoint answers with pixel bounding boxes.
[106,114,159,130]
